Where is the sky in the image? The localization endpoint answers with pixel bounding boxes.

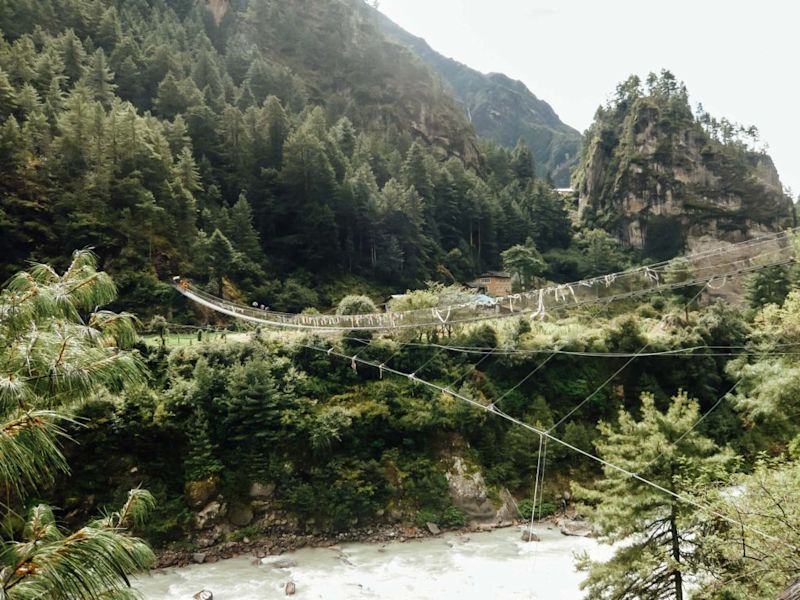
[376,0,799,196]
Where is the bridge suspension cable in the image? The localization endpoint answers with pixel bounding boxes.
[302,342,795,551]
[173,228,798,332]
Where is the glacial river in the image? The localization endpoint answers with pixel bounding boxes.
[135,523,614,599]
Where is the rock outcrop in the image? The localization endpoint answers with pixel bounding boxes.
[445,456,496,522]
[574,73,794,258]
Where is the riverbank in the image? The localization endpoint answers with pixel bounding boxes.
[139,522,612,600]
[155,509,595,569]
[155,519,526,569]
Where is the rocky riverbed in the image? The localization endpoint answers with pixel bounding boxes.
[137,522,613,599]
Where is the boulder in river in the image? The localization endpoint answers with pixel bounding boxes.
[193,590,213,600]
[558,519,593,538]
[521,529,540,542]
[285,581,296,595]
[264,558,297,569]
[426,522,440,535]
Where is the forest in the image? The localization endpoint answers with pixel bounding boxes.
[1,1,799,599]
[0,0,592,319]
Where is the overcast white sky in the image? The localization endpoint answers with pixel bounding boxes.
[377,0,799,195]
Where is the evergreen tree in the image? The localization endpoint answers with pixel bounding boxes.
[203,228,241,296]
[258,95,288,168]
[501,237,544,290]
[226,193,263,263]
[59,29,86,85]
[510,137,535,181]
[184,408,224,481]
[576,392,731,600]
[401,142,434,202]
[745,264,791,308]
[0,68,17,117]
[81,48,116,105]
[0,251,155,599]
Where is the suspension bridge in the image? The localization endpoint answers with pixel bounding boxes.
[173,227,799,551]
[174,228,797,331]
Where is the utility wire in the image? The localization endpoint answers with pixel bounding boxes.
[305,342,795,550]
[547,284,709,434]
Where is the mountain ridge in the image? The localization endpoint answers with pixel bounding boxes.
[369,5,582,186]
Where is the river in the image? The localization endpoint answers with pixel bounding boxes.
[135,523,614,599]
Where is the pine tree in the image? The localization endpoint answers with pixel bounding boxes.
[81,49,117,106]
[226,193,263,262]
[0,68,17,118]
[191,49,224,107]
[175,146,202,192]
[7,37,37,85]
[501,237,544,290]
[0,251,155,599]
[401,142,434,202]
[510,137,535,181]
[575,392,731,600]
[204,228,241,296]
[184,408,224,481]
[14,83,41,117]
[59,29,86,85]
[263,95,289,167]
[96,6,121,51]
[745,264,791,309]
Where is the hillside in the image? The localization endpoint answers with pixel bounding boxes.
[372,6,582,186]
[573,71,794,259]
[0,0,575,316]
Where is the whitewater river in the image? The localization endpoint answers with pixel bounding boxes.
[135,524,614,599]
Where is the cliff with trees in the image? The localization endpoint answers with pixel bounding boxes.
[573,71,794,261]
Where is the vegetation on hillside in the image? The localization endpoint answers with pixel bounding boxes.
[0,0,595,320]
[2,3,800,600]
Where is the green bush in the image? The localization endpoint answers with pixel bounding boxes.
[336,294,377,315]
[414,505,467,528]
[415,508,441,528]
[518,498,557,520]
[229,525,261,542]
[440,505,467,528]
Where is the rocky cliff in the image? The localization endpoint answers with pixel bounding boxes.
[371,6,581,186]
[573,73,794,258]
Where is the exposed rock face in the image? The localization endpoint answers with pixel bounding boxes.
[495,488,519,524]
[249,482,276,499]
[203,0,228,24]
[574,78,794,258]
[372,6,581,185]
[445,456,496,522]
[196,501,225,530]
